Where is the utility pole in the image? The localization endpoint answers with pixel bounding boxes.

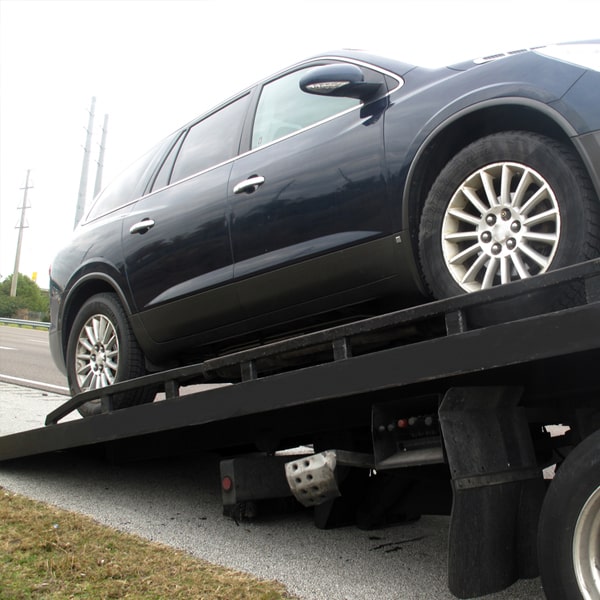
[10,169,33,297]
[93,113,109,198]
[74,96,96,229]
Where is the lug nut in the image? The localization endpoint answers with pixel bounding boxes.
[486,214,496,226]
[491,243,502,255]
[506,238,517,250]
[481,231,492,243]
[511,221,521,232]
[501,209,511,221]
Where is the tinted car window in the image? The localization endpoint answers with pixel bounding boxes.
[170,93,250,184]
[251,67,359,149]
[85,144,160,221]
[150,131,185,192]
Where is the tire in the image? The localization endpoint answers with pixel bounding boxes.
[537,428,600,600]
[418,131,600,299]
[66,292,154,417]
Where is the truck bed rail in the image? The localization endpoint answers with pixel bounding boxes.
[45,258,600,426]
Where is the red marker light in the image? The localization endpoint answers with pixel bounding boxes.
[222,476,233,492]
[397,418,409,429]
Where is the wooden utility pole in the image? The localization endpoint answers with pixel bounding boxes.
[10,169,33,297]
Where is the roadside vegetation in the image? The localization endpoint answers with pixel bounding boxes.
[0,274,49,321]
[0,487,295,600]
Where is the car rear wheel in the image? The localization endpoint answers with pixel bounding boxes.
[418,131,600,298]
[66,292,154,417]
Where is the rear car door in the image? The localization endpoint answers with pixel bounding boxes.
[229,61,396,321]
[122,93,250,344]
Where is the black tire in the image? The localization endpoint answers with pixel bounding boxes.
[66,292,154,417]
[419,131,600,299]
[537,428,600,600]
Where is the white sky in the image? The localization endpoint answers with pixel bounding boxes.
[1,0,599,288]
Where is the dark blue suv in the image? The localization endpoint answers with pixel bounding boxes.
[49,42,600,415]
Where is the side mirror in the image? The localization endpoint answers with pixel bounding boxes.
[300,64,382,101]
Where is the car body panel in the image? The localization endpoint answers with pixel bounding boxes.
[122,162,240,343]
[230,95,393,319]
[49,204,135,375]
[557,70,600,133]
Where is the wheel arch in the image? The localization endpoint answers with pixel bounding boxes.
[402,98,585,257]
[60,273,134,364]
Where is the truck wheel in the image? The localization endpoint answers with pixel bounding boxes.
[538,428,600,600]
[66,292,154,417]
[418,131,600,297]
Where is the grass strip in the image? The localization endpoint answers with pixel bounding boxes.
[0,487,296,599]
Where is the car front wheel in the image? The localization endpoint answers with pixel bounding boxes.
[66,292,154,417]
[418,131,600,298]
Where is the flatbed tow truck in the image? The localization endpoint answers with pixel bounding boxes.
[2,260,600,599]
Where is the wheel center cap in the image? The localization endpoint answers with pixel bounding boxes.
[493,221,512,243]
[479,207,524,257]
[92,346,106,368]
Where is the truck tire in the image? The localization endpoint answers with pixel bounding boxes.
[66,292,154,417]
[538,428,600,600]
[418,131,600,298]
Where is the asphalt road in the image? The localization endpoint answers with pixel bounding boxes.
[0,327,545,599]
[0,325,68,393]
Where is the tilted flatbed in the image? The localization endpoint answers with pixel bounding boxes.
[2,260,600,599]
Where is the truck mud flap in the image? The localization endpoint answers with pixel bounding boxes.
[439,386,545,599]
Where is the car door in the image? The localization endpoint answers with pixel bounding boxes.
[122,93,250,344]
[229,61,397,321]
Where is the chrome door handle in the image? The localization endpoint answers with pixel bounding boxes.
[233,175,265,194]
[129,218,155,234]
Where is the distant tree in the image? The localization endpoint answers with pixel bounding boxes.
[0,295,21,318]
[0,274,50,320]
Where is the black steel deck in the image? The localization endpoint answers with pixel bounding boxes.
[1,259,600,462]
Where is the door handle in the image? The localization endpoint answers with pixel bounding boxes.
[129,218,155,234]
[233,175,265,194]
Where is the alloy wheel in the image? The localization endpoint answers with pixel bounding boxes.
[74,313,119,390]
[441,162,561,292]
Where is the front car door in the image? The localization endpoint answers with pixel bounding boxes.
[229,60,399,325]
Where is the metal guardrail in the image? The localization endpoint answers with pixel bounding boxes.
[0,317,50,329]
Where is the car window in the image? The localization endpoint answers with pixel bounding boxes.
[85,141,165,221]
[170,93,250,185]
[150,131,185,192]
[251,67,360,149]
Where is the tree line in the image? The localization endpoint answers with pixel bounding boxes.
[0,274,50,322]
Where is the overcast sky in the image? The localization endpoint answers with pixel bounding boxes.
[1,0,598,288]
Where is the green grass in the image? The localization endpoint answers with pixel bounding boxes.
[0,487,296,599]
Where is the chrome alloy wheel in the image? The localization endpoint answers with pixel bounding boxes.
[74,313,119,390]
[441,162,561,292]
[573,484,600,600]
